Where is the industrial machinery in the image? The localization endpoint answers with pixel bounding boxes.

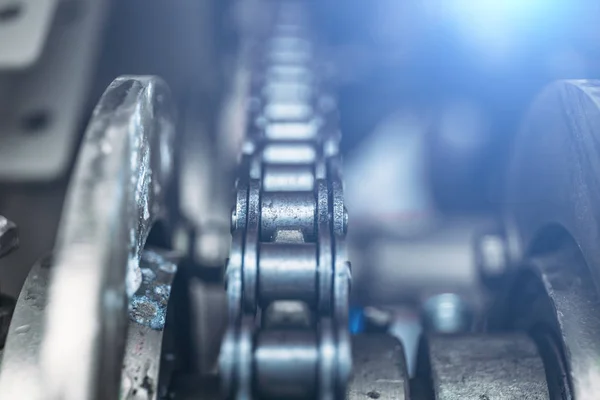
[0,0,599,399]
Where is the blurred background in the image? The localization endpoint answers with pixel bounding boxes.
[0,0,599,374]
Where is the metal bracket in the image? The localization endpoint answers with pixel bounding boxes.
[0,0,108,181]
[0,0,58,68]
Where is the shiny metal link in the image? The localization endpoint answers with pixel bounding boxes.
[263,164,315,192]
[264,120,320,140]
[260,191,316,241]
[265,65,314,86]
[220,2,351,399]
[223,318,348,400]
[258,242,318,305]
[254,330,319,400]
[263,142,317,164]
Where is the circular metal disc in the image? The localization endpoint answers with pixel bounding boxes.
[0,76,176,400]
[505,79,600,399]
[506,80,600,276]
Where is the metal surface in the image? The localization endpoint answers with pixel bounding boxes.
[121,249,179,400]
[262,142,317,164]
[0,184,66,299]
[262,301,312,329]
[180,95,231,268]
[504,79,600,285]
[422,293,471,334]
[474,232,509,280]
[254,330,319,399]
[219,2,351,398]
[316,180,333,315]
[0,0,108,180]
[263,164,315,192]
[499,79,600,400]
[0,215,18,258]
[258,242,318,305]
[188,278,228,374]
[0,0,57,68]
[348,334,409,400]
[488,244,596,400]
[350,217,491,306]
[260,191,316,241]
[0,295,14,349]
[0,76,176,400]
[243,179,260,313]
[0,5,593,400]
[0,258,51,399]
[421,334,549,400]
[0,249,178,400]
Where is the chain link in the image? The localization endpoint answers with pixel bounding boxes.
[220,2,351,399]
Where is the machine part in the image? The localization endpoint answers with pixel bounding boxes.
[0,213,17,347]
[0,250,179,400]
[219,2,352,398]
[258,242,318,306]
[121,248,179,400]
[503,79,600,288]
[343,102,496,308]
[348,334,409,400]
[188,278,228,374]
[474,231,509,281]
[0,215,18,258]
[487,237,595,400]
[180,96,232,269]
[0,0,108,180]
[350,217,490,307]
[194,221,230,268]
[0,295,14,349]
[3,5,593,400]
[494,79,600,400]
[241,179,260,313]
[260,191,316,242]
[0,182,66,299]
[344,109,437,236]
[0,76,176,400]
[416,334,550,400]
[387,308,422,377]
[254,329,319,399]
[263,164,315,191]
[421,293,472,334]
[0,258,51,397]
[0,0,58,68]
[315,179,332,311]
[262,300,312,329]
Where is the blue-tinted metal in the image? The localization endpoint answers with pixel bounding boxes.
[349,307,364,334]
